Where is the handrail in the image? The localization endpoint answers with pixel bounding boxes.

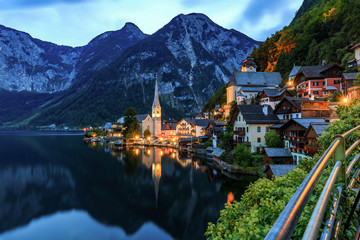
[265,124,360,240]
[264,138,342,239]
[302,161,342,240]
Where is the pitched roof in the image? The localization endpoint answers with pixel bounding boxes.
[212,148,225,158]
[265,148,292,158]
[135,114,150,122]
[194,119,214,128]
[283,118,326,130]
[228,72,282,87]
[262,88,287,97]
[308,122,329,137]
[161,123,177,130]
[351,42,360,50]
[215,121,226,126]
[269,123,285,129]
[274,96,309,113]
[152,78,160,108]
[176,118,193,126]
[268,164,297,177]
[297,65,343,79]
[289,65,301,77]
[343,72,360,80]
[237,105,280,124]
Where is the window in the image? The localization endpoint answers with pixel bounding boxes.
[246,127,248,132]
[306,83,308,87]
[257,138,261,143]
[313,82,319,86]
[299,94,302,97]
[296,114,299,118]
[323,82,325,85]
[257,127,261,132]
[334,80,340,84]
[313,91,319,95]
[304,92,308,96]
[266,127,269,132]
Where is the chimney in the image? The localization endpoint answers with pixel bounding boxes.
[322,60,326,66]
[263,105,268,116]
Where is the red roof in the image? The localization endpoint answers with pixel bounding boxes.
[351,42,360,50]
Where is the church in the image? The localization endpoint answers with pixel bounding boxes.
[136,79,162,137]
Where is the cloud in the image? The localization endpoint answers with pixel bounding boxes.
[0,0,94,9]
[0,0,303,46]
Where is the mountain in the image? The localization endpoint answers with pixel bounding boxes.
[251,0,360,78]
[0,13,259,127]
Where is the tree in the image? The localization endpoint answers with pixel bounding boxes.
[219,125,234,152]
[233,144,254,167]
[123,107,141,138]
[265,130,284,148]
[144,128,151,138]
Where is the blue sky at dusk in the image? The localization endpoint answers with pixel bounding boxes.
[0,0,303,47]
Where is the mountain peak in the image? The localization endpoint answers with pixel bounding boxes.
[122,22,142,33]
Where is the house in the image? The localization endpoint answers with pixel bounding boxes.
[161,123,177,138]
[295,64,344,98]
[342,72,360,100]
[176,118,193,137]
[304,122,329,156]
[259,88,292,109]
[264,148,293,166]
[288,65,301,82]
[230,105,280,153]
[281,118,326,163]
[205,121,226,148]
[214,105,224,119]
[224,58,282,117]
[193,119,214,137]
[212,148,226,161]
[348,43,360,68]
[265,164,297,178]
[273,96,332,122]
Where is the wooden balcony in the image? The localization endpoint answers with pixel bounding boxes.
[234,130,246,136]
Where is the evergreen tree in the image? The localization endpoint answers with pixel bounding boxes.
[123,107,141,138]
[265,130,284,148]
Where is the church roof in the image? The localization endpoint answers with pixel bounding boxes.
[135,114,150,122]
[228,72,282,88]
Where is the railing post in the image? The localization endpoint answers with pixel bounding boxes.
[333,135,347,186]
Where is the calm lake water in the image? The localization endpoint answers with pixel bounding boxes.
[0,131,257,240]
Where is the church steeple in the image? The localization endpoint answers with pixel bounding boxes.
[152,77,160,108]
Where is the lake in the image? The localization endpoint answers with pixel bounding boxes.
[0,132,257,240]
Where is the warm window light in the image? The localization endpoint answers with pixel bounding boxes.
[135,135,139,139]
[147,137,151,141]
[156,114,160,117]
[147,149,151,155]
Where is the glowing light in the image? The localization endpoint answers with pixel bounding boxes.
[147,149,151,155]
[160,151,163,156]
[135,149,140,155]
[83,128,87,134]
[343,97,348,103]
[135,135,139,140]
[156,114,160,117]
[147,137,151,141]
[172,153,176,158]
[227,192,235,205]
[159,137,163,141]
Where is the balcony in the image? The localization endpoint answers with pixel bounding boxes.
[234,130,246,136]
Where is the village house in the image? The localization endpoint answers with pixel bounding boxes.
[288,65,301,88]
[342,72,360,100]
[304,122,329,157]
[214,105,224,119]
[281,118,326,163]
[259,88,292,110]
[161,123,176,138]
[348,42,360,68]
[175,118,193,137]
[264,148,294,166]
[193,119,214,137]
[224,57,282,117]
[205,121,226,148]
[294,64,344,98]
[265,164,297,178]
[230,105,280,153]
[273,96,332,122]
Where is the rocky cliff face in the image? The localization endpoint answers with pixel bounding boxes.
[0,13,259,126]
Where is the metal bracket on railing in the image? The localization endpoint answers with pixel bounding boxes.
[334,135,347,186]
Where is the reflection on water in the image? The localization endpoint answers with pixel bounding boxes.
[0,133,257,240]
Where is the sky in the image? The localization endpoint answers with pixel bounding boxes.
[0,0,303,47]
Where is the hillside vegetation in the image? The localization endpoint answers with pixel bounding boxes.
[251,0,360,77]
